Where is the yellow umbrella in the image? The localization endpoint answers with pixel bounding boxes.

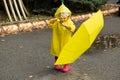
[55,10,104,65]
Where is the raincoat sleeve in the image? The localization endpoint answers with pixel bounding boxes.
[47,19,57,28]
[69,20,76,32]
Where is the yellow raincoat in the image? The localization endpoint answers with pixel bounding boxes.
[55,10,104,65]
[48,4,76,57]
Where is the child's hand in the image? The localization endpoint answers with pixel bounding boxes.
[45,18,58,27]
[45,20,49,25]
[61,23,71,30]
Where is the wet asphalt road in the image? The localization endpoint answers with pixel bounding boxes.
[0,0,120,80]
[0,14,120,80]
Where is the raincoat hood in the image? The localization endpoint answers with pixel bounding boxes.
[55,3,71,18]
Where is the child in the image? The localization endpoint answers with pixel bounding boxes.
[46,3,76,72]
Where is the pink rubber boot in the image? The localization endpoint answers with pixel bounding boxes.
[61,64,71,73]
[54,56,61,71]
[54,65,61,71]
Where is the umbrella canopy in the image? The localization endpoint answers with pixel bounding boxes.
[55,10,104,65]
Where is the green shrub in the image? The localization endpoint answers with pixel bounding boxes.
[66,0,108,13]
[0,0,4,11]
[23,0,109,15]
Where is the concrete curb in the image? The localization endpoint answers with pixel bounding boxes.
[0,4,119,37]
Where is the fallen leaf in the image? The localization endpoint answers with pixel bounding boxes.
[46,66,50,68]
[19,46,23,48]
[1,39,5,42]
